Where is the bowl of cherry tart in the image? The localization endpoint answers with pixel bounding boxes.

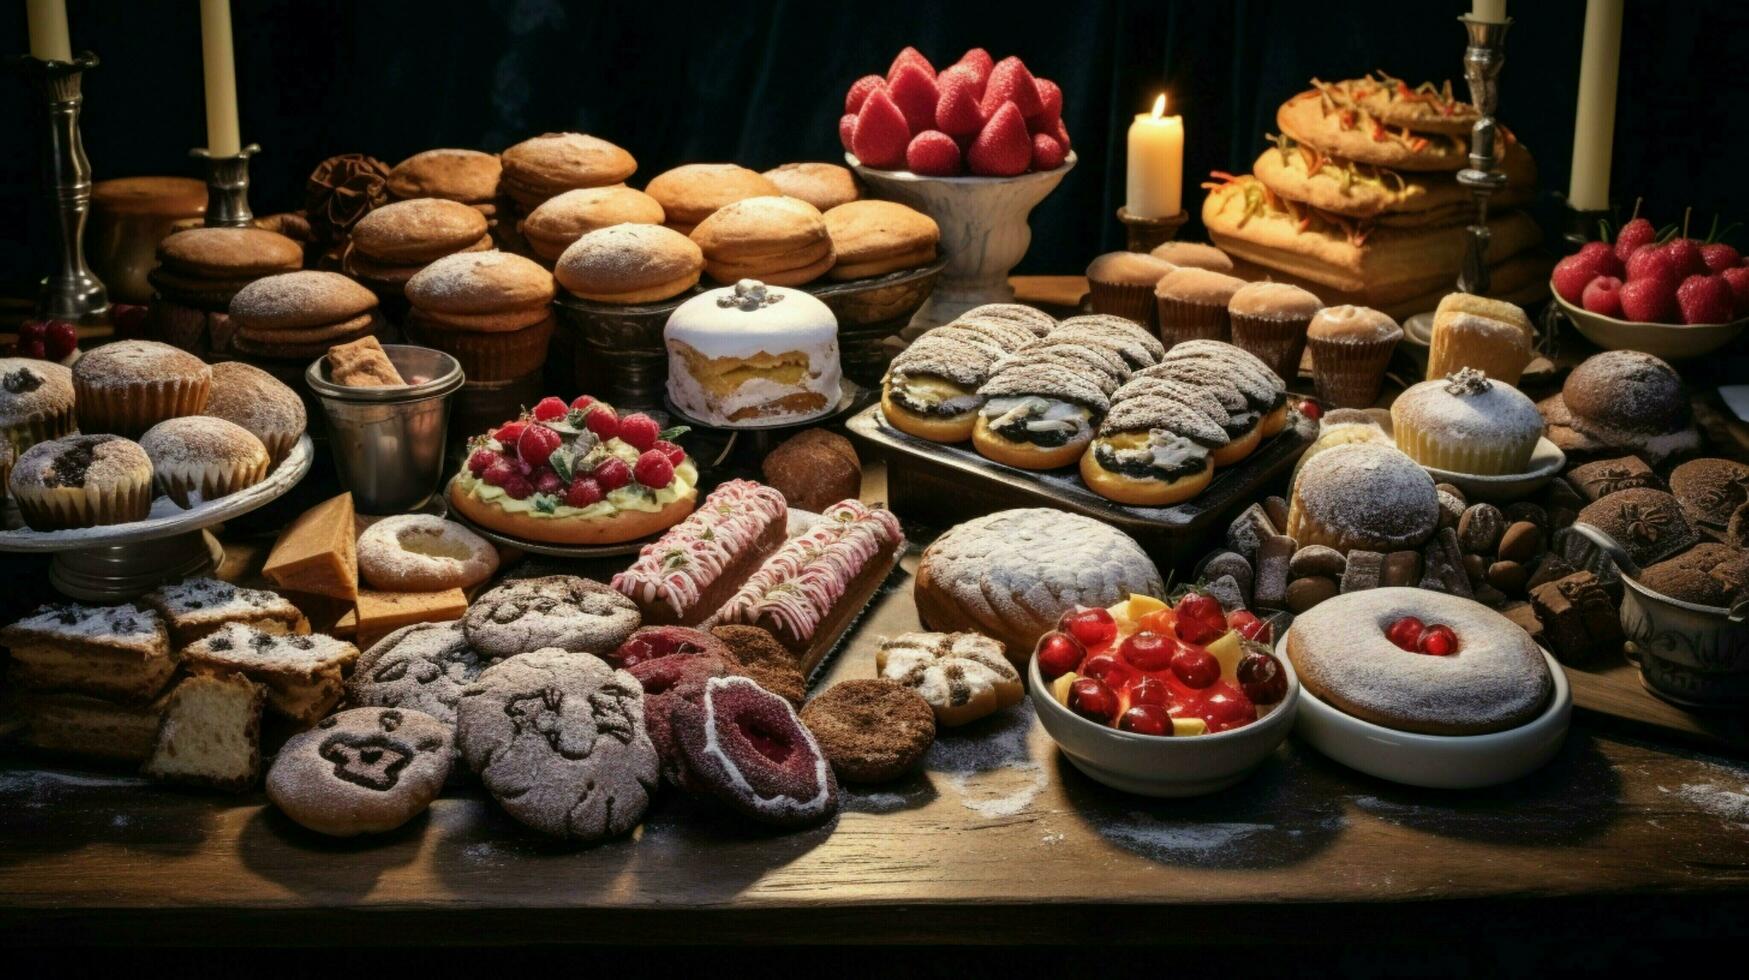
[1028,592,1299,797]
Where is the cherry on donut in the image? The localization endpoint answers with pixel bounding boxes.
[1418,624,1459,656]
[1385,615,1425,652]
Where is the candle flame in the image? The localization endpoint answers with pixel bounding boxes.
[1152,93,1167,118]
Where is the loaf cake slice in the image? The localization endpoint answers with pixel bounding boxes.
[12,687,175,763]
[181,622,359,724]
[0,602,174,703]
[143,576,307,648]
[143,673,266,792]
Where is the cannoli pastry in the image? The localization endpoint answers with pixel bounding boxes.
[956,302,1057,337]
[1079,391,1226,506]
[1108,373,1260,466]
[972,356,1111,470]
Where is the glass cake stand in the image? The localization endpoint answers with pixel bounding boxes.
[0,435,315,601]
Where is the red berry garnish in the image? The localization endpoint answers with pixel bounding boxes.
[1299,399,1322,421]
[531,396,568,421]
[1228,609,1272,644]
[533,467,564,496]
[585,404,620,441]
[1066,676,1119,725]
[570,395,596,412]
[17,320,47,342]
[1169,647,1220,689]
[110,303,148,337]
[516,424,563,469]
[494,420,529,448]
[1173,592,1226,645]
[1417,624,1459,656]
[1118,704,1171,736]
[1078,651,1134,691]
[500,474,534,500]
[1129,674,1170,707]
[593,456,631,491]
[564,477,604,508]
[1190,683,1256,733]
[1058,606,1117,651]
[43,321,78,360]
[467,448,500,476]
[1119,630,1177,671]
[1385,616,1425,652]
[1237,650,1287,704]
[482,459,518,488]
[618,413,661,452]
[633,449,675,488]
[18,339,46,360]
[1033,630,1086,681]
[653,439,687,466]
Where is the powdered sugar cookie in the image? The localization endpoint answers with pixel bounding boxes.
[346,620,498,727]
[358,514,499,592]
[266,706,452,836]
[875,631,1022,727]
[462,575,640,658]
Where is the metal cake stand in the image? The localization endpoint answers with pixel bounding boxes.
[0,435,314,601]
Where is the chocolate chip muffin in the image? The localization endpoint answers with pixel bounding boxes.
[8,434,154,530]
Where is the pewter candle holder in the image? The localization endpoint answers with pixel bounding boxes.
[191,143,261,227]
[20,52,108,323]
[1456,15,1511,296]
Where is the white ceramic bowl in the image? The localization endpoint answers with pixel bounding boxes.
[1420,436,1568,503]
[1552,289,1748,361]
[1028,649,1299,797]
[1283,633,1571,789]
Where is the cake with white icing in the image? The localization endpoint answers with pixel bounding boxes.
[664,279,842,427]
[1391,368,1543,476]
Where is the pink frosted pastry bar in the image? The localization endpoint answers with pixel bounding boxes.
[612,479,788,626]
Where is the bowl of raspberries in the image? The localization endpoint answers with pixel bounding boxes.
[1550,207,1748,359]
[840,46,1076,327]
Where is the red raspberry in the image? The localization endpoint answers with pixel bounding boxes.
[652,439,687,466]
[593,456,631,491]
[533,467,564,496]
[482,459,519,488]
[569,394,596,412]
[531,396,568,421]
[494,419,529,448]
[500,474,534,500]
[906,130,962,176]
[852,88,911,169]
[966,101,1033,177]
[845,73,885,115]
[43,321,79,360]
[564,477,604,508]
[1030,132,1065,171]
[617,413,661,452]
[583,403,620,441]
[467,448,500,476]
[516,424,562,468]
[633,449,676,488]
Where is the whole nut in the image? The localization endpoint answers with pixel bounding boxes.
[1496,521,1544,564]
[1487,559,1529,594]
[1504,501,1548,529]
[1462,552,1487,585]
[1458,503,1506,555]
[1437,490,1466,530]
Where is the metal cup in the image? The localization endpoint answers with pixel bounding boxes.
[306,345,465,514]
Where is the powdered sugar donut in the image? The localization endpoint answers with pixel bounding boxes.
[671,674,838,827]
[358,515,499,592]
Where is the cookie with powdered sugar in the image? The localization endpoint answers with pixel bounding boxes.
[875,631,1022,727]
[958,302,1056,336]
[347,620,498,727]
[978,359,1112,414]
[267,707,452,836]
[462,575,641,658]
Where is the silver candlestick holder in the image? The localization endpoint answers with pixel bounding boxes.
[191,143,261,227]
[20,52,108,324]
[1456,15,1510,296]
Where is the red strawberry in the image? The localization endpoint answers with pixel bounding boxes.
[1030,132,1066,171]
[517,424,562,469]
[887,62,940,135]
[1701,242,1741,273]
[1665,238,1705,279]
[887,46,935,83]
[493,419,529,448]
[981,56,1043,117]
[533,467,564,496]
[583,402,620,441]
[1552,252,1606,303]
[633,449,676,488]
[1581,275,1624,318]
[1051,118,1072,152]
[531,396,568,421]
[1626,243,1676,283]
[1620,274,1679,323]
[1677,273,1734,324]
[1722,266,1749,316]
[569,394,596,412]
[934,68,987,136]
[1614,216,1656,264]
[1578,240,1624,277]
[482,459,519,488]
[906,130,962,176]
[593,456,631,491]
[838,113,857,152]
[1031,78,1063,127]
[564,477,603,508]
[953,48,994,90]
[845,74,885,115]
[617,412,661,452]
[652,439,687,466]
[967,101,1033,177]
[852,89,911,169]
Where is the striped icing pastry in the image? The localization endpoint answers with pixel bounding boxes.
[712,500,902,646]
[612,480,788,617]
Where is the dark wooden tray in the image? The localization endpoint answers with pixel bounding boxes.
[845,403,1317,573]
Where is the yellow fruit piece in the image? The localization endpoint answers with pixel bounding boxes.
[1050,672,1078,707]
[1172,716,1209,737]
[1206,629,1243,683]
[1126,594,1167,617]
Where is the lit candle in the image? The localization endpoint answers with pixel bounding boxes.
[1568,0,1622,211]
[25,0,72,62]
[1126,94,1184,220]
[199,0,242,156]
[1470,0,1508,24]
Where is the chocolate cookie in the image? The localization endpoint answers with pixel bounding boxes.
[346,620,497,727]
[455,649,659,841]
[671,675,839,828]
[265,707,452,837]
[625,651,732,787]
[709,624,807,707]
[462,575,641,658]
[799,679,936,784]
[1575,488,1698,569]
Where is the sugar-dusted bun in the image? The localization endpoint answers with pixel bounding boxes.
[523,187,666,260]
[1286,442,1439,554]
[822,200,939,280]
[230,270,379,331]
[156,226,303,279]
[499,132,637,202]
[386,148,502,204]
[349,198,490,264]
[1426,292,1534,386]
[1148,241,1234,272]
[404,249,555,319]
[139,416,271,508]
[72,340,212,438]
[761,163,860,212]
[691,196,833,286]
[554,224,702,304]
[645,163,780,229]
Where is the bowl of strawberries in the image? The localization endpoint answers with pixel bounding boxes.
[1550,208,1749,359]
[841,46,1075,329]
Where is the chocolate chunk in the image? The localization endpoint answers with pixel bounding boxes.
[1499,600,1544,642]
[1288,544,1346,580]
[1567,455,1664,502]
[1253,533,1297,609]
[1226,503,1278,561]
[1526,553,1578,592]
[1462,552,1487,585]
[1487,560,1529,595]
[1340,550,1384,593]
[1263,496,1290,535]
[1504,501,1548,529]
[1496,521,1544,563]
[1435,483,1467,509]
[1436,489,1466,530]
[1530,570,1622,664]
[1382,550,1422,588]
[1285,575,1339,613]
[1457,503,1506,555]
[1419,527,1472,598]
[1205,574,1247,613]
[1472,583,1509,608]
[1202,551,1253,604]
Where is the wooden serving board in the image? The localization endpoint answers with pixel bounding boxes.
[1565,649,1749,755]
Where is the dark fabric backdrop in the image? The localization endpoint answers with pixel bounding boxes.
[1,0,1739,295]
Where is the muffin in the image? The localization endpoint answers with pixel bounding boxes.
[691,196,834,287]
[1153,267,1244,348]
[0,440,13,500]
[1227,281,1322,382]
[72,340,212,438]
[1085,251,1176,328]
[1286,442,1439,554]
[9,434,154,530]
[644,163,780,236]
[1576,487,1698,569]
[1669,458,1749,536]
[0,358,76,452]
[521,186,665,262]
[761,163,860,212]
[404,250,556,381]
[1391,368,1542,475]
[202,361,307,466]
[1305,305,1402,408]
[1425,293,1533,386]
[555,224,703,305]
[1536,350,1700,464]
[1635,543,1749,608]
[761,428,861,513]
[139,416,271,508]
[1148,241,1234,273]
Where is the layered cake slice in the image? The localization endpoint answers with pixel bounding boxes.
[181,622,359,724]
[612,479,789,626]
[0,602,174,703]
[143,576,308,649]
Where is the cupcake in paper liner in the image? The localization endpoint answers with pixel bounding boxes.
[71,340,212,439]
[0,358,76,453]
[1306,305,1402,408]
[139,417,271,508]
[1154,267,1245,349]
[9,434,154,530]
[1227,281,1322,382]
[1391,367,1543,476]
[1086,251,1177,329]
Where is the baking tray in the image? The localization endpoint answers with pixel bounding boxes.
[845,403,1317,572]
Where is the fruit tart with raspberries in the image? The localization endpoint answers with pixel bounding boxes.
[1034,591,1289,737]
[449,394,699,545]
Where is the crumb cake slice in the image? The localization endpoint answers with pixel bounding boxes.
[181,622,359,724]
[143,576,308,649]
[13,687,176,763]
[0,602,174,703]
[143,673,266,792]
[612,479,789,626]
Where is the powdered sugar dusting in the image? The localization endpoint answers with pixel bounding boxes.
[1291,443,1438,547]
[926,702,1048,819]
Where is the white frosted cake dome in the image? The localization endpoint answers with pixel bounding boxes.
[664,279,842,427]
